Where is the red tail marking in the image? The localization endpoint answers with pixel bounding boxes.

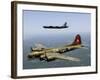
[72,34,81,45]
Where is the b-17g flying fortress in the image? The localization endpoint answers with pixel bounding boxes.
[28,34,85,62]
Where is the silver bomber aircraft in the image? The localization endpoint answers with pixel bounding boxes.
[28,34,85,62]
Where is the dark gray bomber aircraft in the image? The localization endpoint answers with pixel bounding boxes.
[43,22,68,29]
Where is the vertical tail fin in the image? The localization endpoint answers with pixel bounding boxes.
[64,22,67,26]
[72,34,82,45]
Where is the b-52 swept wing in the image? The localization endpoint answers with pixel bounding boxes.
[28,34,85,62]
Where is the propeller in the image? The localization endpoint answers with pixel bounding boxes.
[29,47,33,52]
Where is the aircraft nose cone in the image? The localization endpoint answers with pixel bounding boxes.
[28,55,32,58]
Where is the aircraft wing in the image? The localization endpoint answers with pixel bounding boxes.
[46,53,80,62]
[35,43,46,48]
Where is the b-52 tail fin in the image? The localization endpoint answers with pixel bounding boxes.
[63,22,67,27]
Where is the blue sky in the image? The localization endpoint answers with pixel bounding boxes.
[23,10,91,37]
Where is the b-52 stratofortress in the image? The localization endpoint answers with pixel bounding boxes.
[28,34,85,62]
[43,22,68,29]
